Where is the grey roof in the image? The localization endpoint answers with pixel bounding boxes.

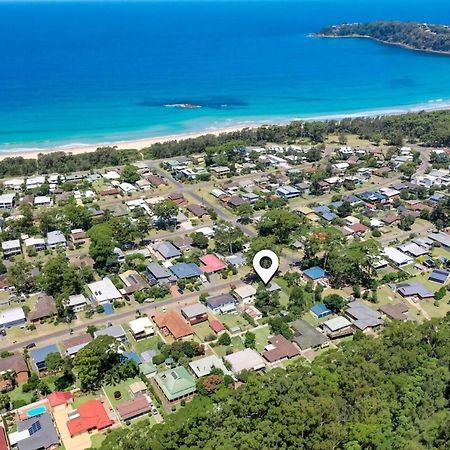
[429,232,450,247]
[146,262,172,280]
[16,413,59,450]
[154,241,181,259]
[47,230,66,245]
[181,303,208,318]
[94,324,126,340]
[291,320,329,350]
[206,294,235,309]
[397,283,433,299]
[346,301,383,330]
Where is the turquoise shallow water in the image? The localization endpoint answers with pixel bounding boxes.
[1,0,450,151]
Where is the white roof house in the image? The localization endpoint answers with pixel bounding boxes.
[4,178,24,190]
[67,294,89,310]
[0,307,25,328]
[129,317,154,338]
[383,247,413,267]
[47,230,66,248]
[322,316,352,332]
[224,348,266,374]
[88,278,122,304]
[119,182,137,193]
[189,355,232,378]
[2,239,21,256]
[0,193,15,208]
[103,170,121,180]
[34,196,52,206]
[233,284,257,303]
[24,237,46,249]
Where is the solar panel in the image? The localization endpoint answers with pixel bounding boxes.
[29,421,41,435]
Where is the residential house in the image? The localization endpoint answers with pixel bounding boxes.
[189,355,232,378]
[168,192,186,205]
[46,230,66,250]
[62,333,92,357]
[383,247,413,267]
[0,354,29,385]
[210,166,231,178]
[70,229,87,246]
[199,254,227,274]
[94,325,127,343]
[379,303,409,321]
[66,294,89,313]
[8,413,60,450]
[129,317,154,340]
[186,204,208,218]
[321,316,354,338]
[181,303,208,325]
[128,381,148,398]
[429,268,450,284]
[144,263,174,285]
[24,237,46,252]
[205,294,236,314]
[225,348,266,374]
[233,284,257,304]
[154,366,196,403]
[262,335,300,363]
[117,396,152,421]
[30,344,60,371]
[66,400,114,437]
[0,193,15,209]
[310,303,332,319]
[345,301,383,332]
[87,278,123,304]
[154,241,181,260]
[397,283,434,300]
[2,239,21,258]
[291,320,329,350]
[209,319,226,335]
[119,270,149,294]
[169,262,203,280]
[0,307,26,329]
[28,294,57,323]
[152,310,194,340]
[276,185,300,199]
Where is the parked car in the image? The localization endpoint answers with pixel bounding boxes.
[24,342,36,349]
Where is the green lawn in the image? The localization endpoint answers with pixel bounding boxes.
[103,376,142,407]
[214,335,245,357]
[192,321,214,341]
[72,392,98,409]
[220,313,251,332]
[90,434,106,448]
[252,326,271,352]
[131,335,162,355]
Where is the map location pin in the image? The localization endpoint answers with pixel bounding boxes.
[253,250,279,285]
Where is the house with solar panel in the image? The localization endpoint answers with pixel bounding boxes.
[154,366,196,404]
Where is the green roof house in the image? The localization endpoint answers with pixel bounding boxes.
[154,366,196,402]
[139,362,157,378]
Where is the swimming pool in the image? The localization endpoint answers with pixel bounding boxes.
[27,405,46,418]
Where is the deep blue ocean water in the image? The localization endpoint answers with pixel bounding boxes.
[1,0,450,150]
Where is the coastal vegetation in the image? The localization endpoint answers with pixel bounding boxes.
[2,109,450,178]
[98,317,450,450]
[316,21,450,54]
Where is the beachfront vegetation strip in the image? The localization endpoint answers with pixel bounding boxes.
[317,21,450,54]
[2,109,450,177]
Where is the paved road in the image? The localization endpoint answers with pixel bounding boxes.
[2,279,238,353]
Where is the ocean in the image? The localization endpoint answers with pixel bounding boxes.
[1,0,450,151]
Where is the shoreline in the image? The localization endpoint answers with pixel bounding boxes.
[314,34,450,57]
[1,102,450,161]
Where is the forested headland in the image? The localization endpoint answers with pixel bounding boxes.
[316,21,450,55]
[1,109,450,178]
[97,317,450,450]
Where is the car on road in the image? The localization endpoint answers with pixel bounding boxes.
[24,342,36,349]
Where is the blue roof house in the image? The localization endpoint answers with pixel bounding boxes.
[310,303,333,319]
[429,269,450,284]
[169,263,203,279]
[31,344,60,371]
[303,267,326,281]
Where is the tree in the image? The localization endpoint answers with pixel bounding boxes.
[73,336,120,391]
[0,393,10,411]
[398,214,415,231]
[217,333,231,346]
[244,332,256,349]
[7,259,36,294]
[214,222,246,255]
[191,232,209,249]
[153,200,179,229]
[323,294,346,312]
[45,352,64,374]
[399,161,416,181]
[121,164,140,184]
[434,286,446,301]
[258,208,300,244]
[88,223,115,269]
[337,201,352,218]
[236,203,253,224]
[288,286,307,315]
[268,317,293,340]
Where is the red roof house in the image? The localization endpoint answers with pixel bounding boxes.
[47,391,73,408]
[199,254,227,273]
[66,400,113,437]
[209,320,225,334]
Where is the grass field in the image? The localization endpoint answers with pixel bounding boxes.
[131,335,162,355]
[252,326,271,352]
[103,376,142,407]
[192,321,214,341]
[220,313,251,332]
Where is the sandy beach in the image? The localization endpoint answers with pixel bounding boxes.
[0,125,253,161]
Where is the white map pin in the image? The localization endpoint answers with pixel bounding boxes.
[253,250,279,285]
